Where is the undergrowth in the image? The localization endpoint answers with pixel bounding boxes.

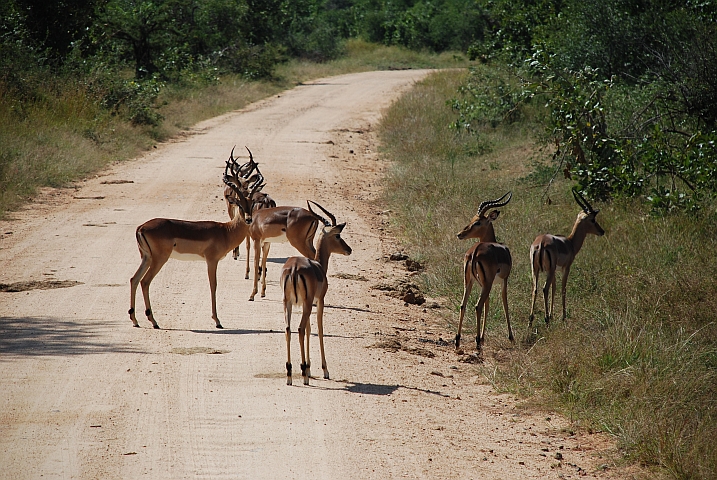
[378,68,717,479]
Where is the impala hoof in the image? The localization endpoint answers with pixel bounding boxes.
[216,324,223,329]
[153,324,160,330]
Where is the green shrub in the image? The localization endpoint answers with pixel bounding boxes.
[522,51,717,211]
[449,64,524,131]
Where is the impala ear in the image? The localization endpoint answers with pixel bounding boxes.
[488,210,500,220]
[323,223,345,235]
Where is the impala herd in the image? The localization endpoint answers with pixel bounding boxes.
[129,147,604,385]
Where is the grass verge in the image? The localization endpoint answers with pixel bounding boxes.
[378,68,717,479]
[0,39,468,218]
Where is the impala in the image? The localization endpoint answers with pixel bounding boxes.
[455,192,514,350]
[222,147,277,278]
[281,201,352,385]
[529,188,605,326]
[128,175,260,329]
[246,203,323,301]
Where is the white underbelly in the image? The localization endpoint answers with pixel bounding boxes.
[267,232,288,244]
[170,251,206,262]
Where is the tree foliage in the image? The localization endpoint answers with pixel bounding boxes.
[3,0,716,209]
[454,0,717,211]
[523,52,717,211]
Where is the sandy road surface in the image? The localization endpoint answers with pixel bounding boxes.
[1,70,628,479]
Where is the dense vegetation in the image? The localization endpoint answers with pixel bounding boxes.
[456,0,717,211]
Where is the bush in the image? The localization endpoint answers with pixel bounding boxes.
[523,51,717,211]
[449,64,524,131]
[96,74,165,126]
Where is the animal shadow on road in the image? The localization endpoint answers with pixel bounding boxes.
[186,327,277,335]
[325,380,451,398]
[184,328,363,340]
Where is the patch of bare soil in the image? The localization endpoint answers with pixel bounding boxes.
[0,280,83,292]
[170,347,229,355]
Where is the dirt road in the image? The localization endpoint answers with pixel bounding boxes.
[1,70,625,479]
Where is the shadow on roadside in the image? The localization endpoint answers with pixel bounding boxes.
[0,316,146,358]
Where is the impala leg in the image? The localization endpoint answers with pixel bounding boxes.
[316,298,329,379]
[244,235,251,279]
[502,276,514,342]
[560,265,571,322]
[206,260,223,329]
[285,303,293,385]
[139,257,168,329]
[542,269,555,325]
[549,274,557,323]
[298,307,312,385]
[129,254,151,327]
[304,310,312,381]
[529,272,539,328]
[250,239,261,301]
[229,205,240,261]
[475,286,491,350]
[260,242,270,297]
[529,251,539,327]
[456,267,473,349]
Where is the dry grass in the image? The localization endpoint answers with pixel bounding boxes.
[378,68,717,479]
[0,81,149,214]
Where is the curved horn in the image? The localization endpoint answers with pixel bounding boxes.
[245,146,255,166]
[225,146,237,177]
[222,174,241,195]
[247,172,264,193]
[310,201,337,226]
[307,201,336,227]
[249,170,264,192]
[572,187,597,214]
[476,191,512,217]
